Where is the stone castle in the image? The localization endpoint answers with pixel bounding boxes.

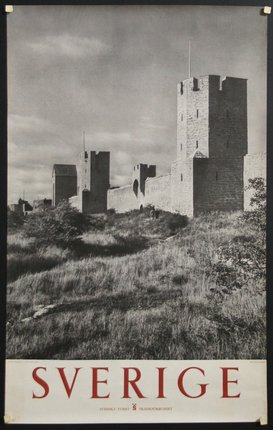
[52,74,266,216]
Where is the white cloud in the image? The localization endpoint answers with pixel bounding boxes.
[9,114,51,134]
[92,131,132,144]
[140,115,168,130]
[28,34,110,58]
[111,174,131,187]
[112,150,132,165]
[8,137,75,170]
[8,165,52,204]
[90,131,152,146]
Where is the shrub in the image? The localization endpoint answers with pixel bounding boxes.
[7,208,24,231]
[107,208,116,215]
[23,201,92,248]
[243,177,266,231]
[164,212,188,234]
[211,177,266,295]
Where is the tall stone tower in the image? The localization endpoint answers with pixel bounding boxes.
[77,150,110,213]
[52,164,77,206]
[172,75,247,216]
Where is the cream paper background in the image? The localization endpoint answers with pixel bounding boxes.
[5,359,267,424]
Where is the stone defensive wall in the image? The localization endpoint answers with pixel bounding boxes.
[107,184,141,212]
[244,153,266,210]
[193,157,244,215]
[171,158,194,217]
[145,174,171,211]
[107,174,172,213]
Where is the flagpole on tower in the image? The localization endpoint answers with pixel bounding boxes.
[188,40,191,78]
[83,131,85,154]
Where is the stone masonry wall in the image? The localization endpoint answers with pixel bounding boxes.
[107,185,141,212]
[171,158,194,216]
[77,151,90,211]
[132,164,156,194]
[177,76,209,160]
[108,174,171,213]
[76,151,110,213]
[193,157,244,215]
[209,76,247,158]
[145,174,171,211]
[87,151,110,213]
[244,153,266,210]
[53,175,77,206]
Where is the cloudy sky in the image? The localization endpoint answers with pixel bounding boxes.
[7,5,267,204]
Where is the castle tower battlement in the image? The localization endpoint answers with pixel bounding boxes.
[177,75,247,161]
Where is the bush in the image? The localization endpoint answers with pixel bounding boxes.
[107,208,116,215]
[244,177,266,231]
[165,212,188,233]
[211,177,266,295]
[23,201,92,248]
[7,208,24,231]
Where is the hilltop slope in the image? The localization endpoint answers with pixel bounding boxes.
[6,209,266,359]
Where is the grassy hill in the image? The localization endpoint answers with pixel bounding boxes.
[6,208,266,359]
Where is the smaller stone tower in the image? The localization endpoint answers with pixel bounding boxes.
[77,150,110,213]
[132,163,156,198]
[52,164,77,206]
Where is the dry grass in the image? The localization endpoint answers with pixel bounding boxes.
[6,210,266,359]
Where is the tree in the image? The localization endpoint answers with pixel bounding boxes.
[7,207,24,230]
[23,201,92,248]
[211,177,266,295]
[243,177,266,231]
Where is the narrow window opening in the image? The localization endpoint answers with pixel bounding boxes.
[196,140,198,149]
[193,78,199,91]
[180,144,182,151]
[133,179,139,196]
[196,109,199,118]
[180,82,184,95]
[181,173,183,182]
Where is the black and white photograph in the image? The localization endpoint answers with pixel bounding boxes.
[4,4,269,424]
[6,5,267,362]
